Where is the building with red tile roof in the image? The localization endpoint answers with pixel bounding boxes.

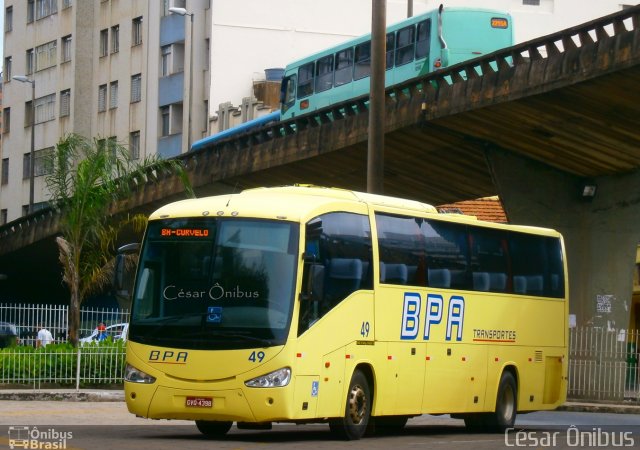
[437,196,508,223]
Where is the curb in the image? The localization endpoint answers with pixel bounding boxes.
[557,402,640,415]
[0,390,124,402]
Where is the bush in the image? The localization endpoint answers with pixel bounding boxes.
[0,339,125,386]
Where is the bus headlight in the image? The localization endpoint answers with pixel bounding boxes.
[245,367,291,388]
[124,363,156,384]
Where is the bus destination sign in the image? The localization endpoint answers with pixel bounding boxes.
[161,228,210,238]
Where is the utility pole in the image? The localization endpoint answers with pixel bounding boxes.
[367,0,386,194]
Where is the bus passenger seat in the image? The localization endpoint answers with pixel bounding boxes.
[380,263,408,285]
[489,272,507,292]
[526,275,544,295]
[325,258,363,305]
[514,276,527,294]
[428,268,451,289]
[472,272,490,291]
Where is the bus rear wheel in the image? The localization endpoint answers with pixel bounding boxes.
[195,420,233,437]
[486,371,517,431]
[329,369,371,440]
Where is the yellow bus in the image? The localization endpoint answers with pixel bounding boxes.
[123,185,568,439]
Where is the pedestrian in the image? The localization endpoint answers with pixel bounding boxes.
[97,322,107,341]
[36,324,54,348]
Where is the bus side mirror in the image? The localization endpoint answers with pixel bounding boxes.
[114,243,140,296]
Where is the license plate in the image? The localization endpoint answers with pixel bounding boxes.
[186,396,213,408]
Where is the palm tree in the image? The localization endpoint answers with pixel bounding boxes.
[45,133,193,346]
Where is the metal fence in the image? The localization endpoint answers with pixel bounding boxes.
[568,327,640,403]
[0,303,129,389]
[0,303,130,347]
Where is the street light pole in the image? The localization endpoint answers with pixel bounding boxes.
[368,0,386,194]
[12,75,36,214]
[169,7,195,152]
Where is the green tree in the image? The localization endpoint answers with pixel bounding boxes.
[45,134,193,346]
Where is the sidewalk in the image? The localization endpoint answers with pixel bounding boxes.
[0,389,639,414]
[0,389,124,402]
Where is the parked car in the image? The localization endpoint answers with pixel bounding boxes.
[79,323,128,344]
[17,326,37,347]
[0,322,19,348]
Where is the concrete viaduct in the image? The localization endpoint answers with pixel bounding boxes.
[1,6,639,330]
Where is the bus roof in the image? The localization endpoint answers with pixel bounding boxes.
[150,185,434,221]
[149,185,561,237]
[284,6,512,69]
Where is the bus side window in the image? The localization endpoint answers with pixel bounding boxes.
[386,32,395,69]
[297,62,315,99]
[335,48,353,87]
[298,212,372,335]
[396,25,416,66]
[354,41,371,80]
[415,19,431,60]
[315,54,334,93]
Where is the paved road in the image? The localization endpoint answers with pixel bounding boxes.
[0,402,639,449]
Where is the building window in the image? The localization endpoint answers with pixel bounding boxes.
[34,147,54,177]
[161,45,171,77]
[100,29,108,57]
[36,0,58,20]
[129,131,140,160]
[98,84,107,112]
[25,102,33,127]
[2,108,10,134]
[160,106,170,137]
[203,100,208,132]
[111,25,119,53]
[5,6,13,32]
[26,49,35,75]
[60,89,71,117]
[35,41,57,71]
[62,0,72,9]
[62,35,72,62]
[27,0,35,24]
[132,17,143,46]
[522,0,540,4]
[3,56,11,82]
[23,153,31,180]
[109,81,118,109]
[131,74,142,103]
[34,94,56,124]
[1,159,8,186]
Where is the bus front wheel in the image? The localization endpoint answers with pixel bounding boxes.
[487,371,517,431]
[195,420,233,437]
[329,369,371,440]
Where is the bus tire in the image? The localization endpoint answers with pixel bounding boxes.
[487,371,517,432]
[195,420,233,437]
[329,369,371,440]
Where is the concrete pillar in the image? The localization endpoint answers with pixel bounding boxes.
[486,147,640,331]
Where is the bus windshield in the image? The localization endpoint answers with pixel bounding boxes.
[129,218,299,350]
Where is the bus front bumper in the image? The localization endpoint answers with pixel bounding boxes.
[125,382,294,423]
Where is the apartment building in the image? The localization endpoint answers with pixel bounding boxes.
[0,0,210,224]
